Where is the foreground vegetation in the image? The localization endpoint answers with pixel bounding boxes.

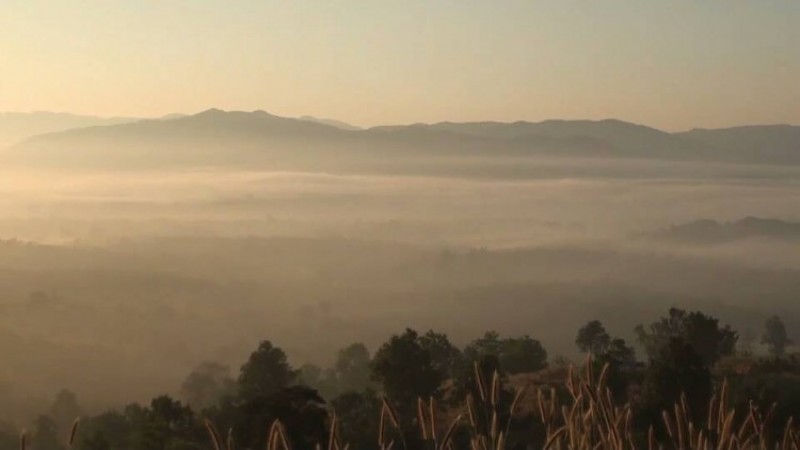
[7,308,798,450]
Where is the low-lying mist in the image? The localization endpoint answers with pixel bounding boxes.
[0,157,798,426]
[1,162,798,245]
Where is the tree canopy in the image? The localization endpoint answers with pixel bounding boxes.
[237,341,297,400]
[576,320,612,355]
[635,307,737,366]
[464,331,548,374]
[370,328,444,408]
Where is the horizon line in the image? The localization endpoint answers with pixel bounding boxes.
[2,108,798,134]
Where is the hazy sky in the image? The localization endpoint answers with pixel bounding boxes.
[2,1,798,130]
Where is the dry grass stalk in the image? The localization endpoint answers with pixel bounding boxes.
[68,418,80,448]
[379,397,406,450]
[474,363,488,402]
[439,415,462,450]
[266,420,292,450]
[327,413,340,450]
[490,372,500,409]
[418,398,429,441]
[226,427,235,450]
[382,396,401,429]
[379,403,387,448]
[204,419,224,450]
[465,369,525,450]
[538,359,799,450]
[429,397,438,444]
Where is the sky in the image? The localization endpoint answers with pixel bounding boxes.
[1,1,799,130]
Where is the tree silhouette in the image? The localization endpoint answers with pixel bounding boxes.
[238,341,296,400]
[464,331,547,374]
[575,320,611,355]
[123,396,202,450]
[419,330,464,380]
[235,386,328,450]
[635,307,737,366]
[464,331,502,361]
[333,343,373,394]
[574,321,637,401]
[762,315,793,357]
[499,335,548,373]
[641,338,712,425]
[592,337,637,401]
[603,338,635,365]
[48,389,83,442]
[371,328,444,409]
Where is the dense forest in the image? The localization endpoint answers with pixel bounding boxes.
[7,308,797,450]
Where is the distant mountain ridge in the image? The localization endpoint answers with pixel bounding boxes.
[654,217,800,244]
[675,125,800,163]
[0,111,138,148]
[394,118,702,159]
[4,109,800,170]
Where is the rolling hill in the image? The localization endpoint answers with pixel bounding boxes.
[653,217,800,244]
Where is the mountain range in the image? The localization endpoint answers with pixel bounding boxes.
[2,109,799,170]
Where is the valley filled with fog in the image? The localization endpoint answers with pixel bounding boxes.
[0,111,799,424]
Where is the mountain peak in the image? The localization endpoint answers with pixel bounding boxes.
[196,108,226,117]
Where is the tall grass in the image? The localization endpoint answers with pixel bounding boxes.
[537,363,798,450]
[196,360,799,450]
